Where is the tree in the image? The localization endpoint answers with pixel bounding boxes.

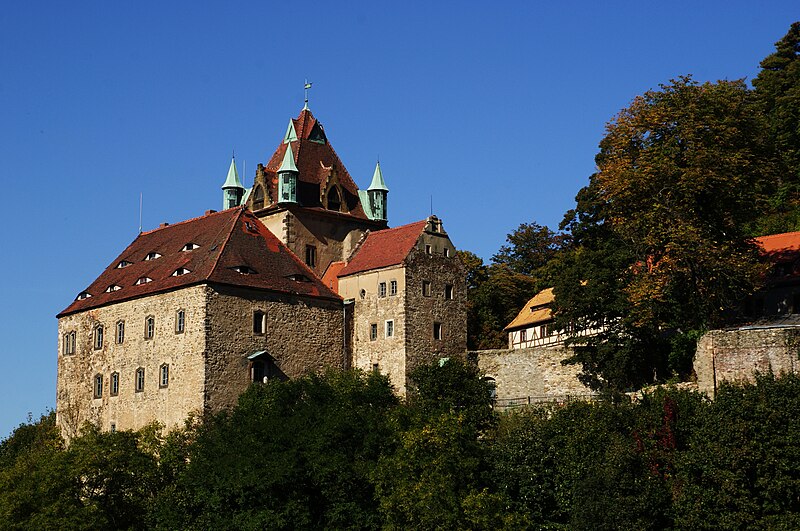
[752,22,800,234]
[554,77,775,390]
[492,221,567,277]
[157,370,398,530]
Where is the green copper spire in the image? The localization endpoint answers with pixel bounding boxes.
[221,156,243,189]
[221,156,245,209]
[279,143,299,173]
[284,119,298,143]
[368,161,389,191]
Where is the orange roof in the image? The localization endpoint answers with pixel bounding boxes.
[321,261,346,294]
[338,220,428,277]
[504,288,555,331]
[756,232,800,253]
[58,209,340,317]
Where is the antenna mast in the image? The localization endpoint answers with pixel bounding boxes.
[139,193,143,233]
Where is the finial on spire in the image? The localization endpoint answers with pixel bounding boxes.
[232,148,235,160]
[304,79,313,110]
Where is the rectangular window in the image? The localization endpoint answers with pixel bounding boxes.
[94,326,104,350]
[93,374,103,398]
[370,323,378,341]
[422,280,432,297]
[176,310,185,334]
[433,322,443,340]
[116,321,125,344]
[379,282,387,298]
[372,363,379,373]
[160,364,169,388]
[110,372,119,396]
[110,423,116,433]
[390,280,397,296]
[385,320,394,338]
[445,284,454,300]
[444,248,450,257]
[520,329,527,342]
[135,368,145,392]
[144,316,155,339]
[63,331,76,355]
[305,245,316,267]
[253,311,266,334]
[425,244,432,255]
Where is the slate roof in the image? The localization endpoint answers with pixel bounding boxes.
[338,220,428,277]
[258,109,369,219]
[504,288,555,331]
[58,208,340,317]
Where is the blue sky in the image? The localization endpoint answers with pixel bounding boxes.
[0,1,797,438]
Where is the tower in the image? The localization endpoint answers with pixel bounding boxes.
[367,161,388,221]
[221,156,245,209]
[277,142,298,204]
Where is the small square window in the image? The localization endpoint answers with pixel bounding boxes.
[110,372,119,396]
[94,325,104,350]
[370,323,378,341]
[176,310,185,334]
[116,321,125,344]
[135,368,145,392]
[433,322,443,340]
[144,316,155,339]
[160,364,169,388]
[385,320,394,338]
[93,374,103,398]
[390,280,397,296]
[372,363,379,373]
[422,281,432,297]
[445,284,454,300]
[379,282,387,298]
[253,311,266,334]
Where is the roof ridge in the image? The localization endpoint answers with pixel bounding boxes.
[140,209,231,235]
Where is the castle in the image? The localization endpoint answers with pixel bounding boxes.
[56,106,466,437]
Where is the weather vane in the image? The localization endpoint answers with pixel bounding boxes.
[304,79,313,109]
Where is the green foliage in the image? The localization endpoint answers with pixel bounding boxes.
[493,221,568,278]
[156,370,398,530]
[675,373,800,529]
[752,22,800,234]
[553,76,774,391]
[459,250,539,350]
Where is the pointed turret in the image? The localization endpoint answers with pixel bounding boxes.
[367,161,388,221]
[277,143,298,204]
[221,156,245,210]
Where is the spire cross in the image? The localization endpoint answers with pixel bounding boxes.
[304,79,313,109]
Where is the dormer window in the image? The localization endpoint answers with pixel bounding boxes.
[144,252,161,261]
[327,187,342,212]
[105,285,122,293]
[181,243,200,251]
[172,268,191,276]
[76,291,92,300]
[116,260,132,269]
[135,277,152,285]
[286,274,309,282]
[232,266,257,275]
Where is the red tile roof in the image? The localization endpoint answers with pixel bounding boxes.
[259,109,368,219]
[58,209,340,317]
[338,220,428,277]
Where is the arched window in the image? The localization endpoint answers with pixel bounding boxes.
[327,187,341,212]
[94,374,103,398]
[252,185,265,210]
[144,316,155,339]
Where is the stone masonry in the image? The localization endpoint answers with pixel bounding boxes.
[694,327,800,397]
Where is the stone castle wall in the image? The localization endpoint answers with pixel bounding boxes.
[339,266,408,393]
[204,284,346,412]
[56,285,208,438]
[694,327,800,396]
[475,346,592,401]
